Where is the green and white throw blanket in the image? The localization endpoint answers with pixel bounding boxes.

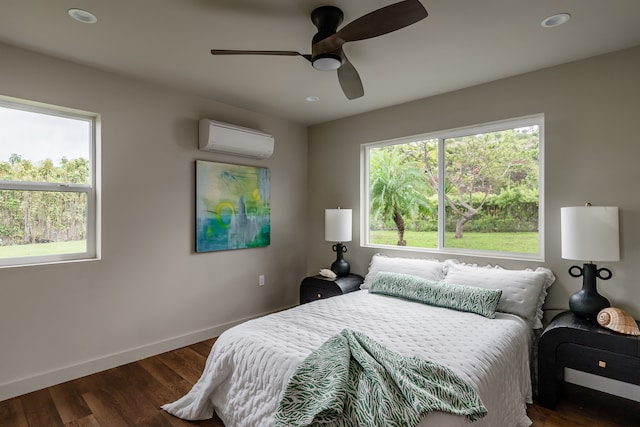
[275,329,487,427]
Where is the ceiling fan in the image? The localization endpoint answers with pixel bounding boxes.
[210,0,428,100]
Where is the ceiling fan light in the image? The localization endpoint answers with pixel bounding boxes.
[312,54,342,71]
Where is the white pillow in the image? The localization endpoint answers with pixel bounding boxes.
[443,260,555,328]
[361,254,445,290]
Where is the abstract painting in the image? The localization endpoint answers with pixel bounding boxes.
[196,160,270,252]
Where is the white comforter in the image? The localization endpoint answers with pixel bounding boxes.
[163,290,533,427]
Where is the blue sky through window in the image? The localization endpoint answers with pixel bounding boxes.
[0,105,90,166]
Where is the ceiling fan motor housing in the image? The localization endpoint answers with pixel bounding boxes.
[311,6,343,70]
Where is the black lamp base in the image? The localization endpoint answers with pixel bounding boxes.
[569,290,610,320]
[331,243,350,277]
[568,263,611,320]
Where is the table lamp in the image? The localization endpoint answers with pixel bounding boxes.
[561,204,620,319]
[325,207,352,277]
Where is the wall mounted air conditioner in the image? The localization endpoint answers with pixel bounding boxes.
[198,119,274,159]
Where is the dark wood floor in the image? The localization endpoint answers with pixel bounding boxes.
[1,338,639,426]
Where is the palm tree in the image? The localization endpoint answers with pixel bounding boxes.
[369,146,433,246]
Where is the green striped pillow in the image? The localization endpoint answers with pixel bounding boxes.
[369,271,502,319]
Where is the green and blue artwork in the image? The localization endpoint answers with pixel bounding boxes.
[196,160,270,252]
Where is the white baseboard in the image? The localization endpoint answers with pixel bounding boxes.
[0,307,291,402]
[565,368,640,402]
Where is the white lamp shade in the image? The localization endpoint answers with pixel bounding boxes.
[561,206,620,262]
[325,208,352,242]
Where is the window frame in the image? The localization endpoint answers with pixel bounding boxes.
[361,114,545,261]
[0,96,98,267]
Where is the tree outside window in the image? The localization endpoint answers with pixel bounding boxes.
[364,115,543,259]
[0,97,97,267]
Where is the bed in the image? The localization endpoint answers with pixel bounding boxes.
[163,255,555,427]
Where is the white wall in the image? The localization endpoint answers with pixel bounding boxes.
[0,42,308,400]
[307,45,640,400]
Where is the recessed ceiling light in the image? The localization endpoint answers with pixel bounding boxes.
[68,8,98,24]
[541,13,571,28]
[305,96,320,102]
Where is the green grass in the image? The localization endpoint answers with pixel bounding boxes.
[370,230,538,254]
[0,232,537,259]
[0,240,86,258]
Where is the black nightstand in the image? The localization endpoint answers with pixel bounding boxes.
[300,274,364,305]
[538,311,640,409]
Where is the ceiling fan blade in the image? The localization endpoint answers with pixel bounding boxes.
[313,0,427,55]
[337,50,364,100]
[211,49,311,62]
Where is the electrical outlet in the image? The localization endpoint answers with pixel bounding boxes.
[259,274,265,286]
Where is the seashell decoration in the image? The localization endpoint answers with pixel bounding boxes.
[319,268,337,279]
[597,307,640,336]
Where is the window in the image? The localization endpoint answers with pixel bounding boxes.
[0,96,98,267]
[363,114,543,260]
